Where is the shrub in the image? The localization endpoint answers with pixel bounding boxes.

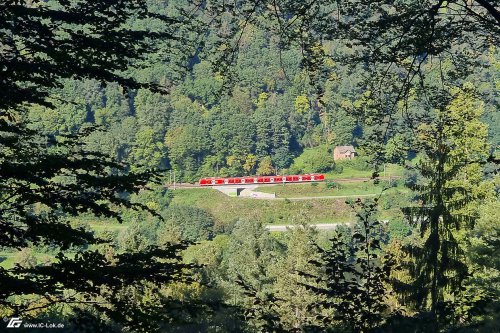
[289,145,335,173]
[403,168,419,188]
[14,248,38,269]
[162,205,215,241]
[325,181,342,190]
[380,179,399,188]
[332,164,344,174]
[337,156,371,171]
[387,219,412,241]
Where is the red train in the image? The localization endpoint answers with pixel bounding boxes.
[199,174,325,186]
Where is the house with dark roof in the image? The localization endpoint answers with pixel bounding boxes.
[333,145,357,161]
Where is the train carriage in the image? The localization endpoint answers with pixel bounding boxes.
[199,174,325,186]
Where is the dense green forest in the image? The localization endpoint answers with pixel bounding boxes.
[18,1,500,183]
[27,31,500,182]
[1,0,499,332]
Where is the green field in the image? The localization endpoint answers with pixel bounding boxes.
[0,251,54,269]
[324,163,404,179]
[255,181,401,198]
[170,188,354,227]
[0,253,16,269]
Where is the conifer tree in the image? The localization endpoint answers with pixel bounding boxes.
[398,85,493,330]
[0,1,203,331]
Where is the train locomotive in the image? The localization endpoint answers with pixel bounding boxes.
[199,174,325,186]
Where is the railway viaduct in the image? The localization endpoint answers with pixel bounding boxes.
[213,185,276,198]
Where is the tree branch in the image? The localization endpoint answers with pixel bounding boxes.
[474,0,500,25]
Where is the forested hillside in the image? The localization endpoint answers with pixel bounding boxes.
[25,30,351,180]
[1,0,499,332]
[26,1,499,181]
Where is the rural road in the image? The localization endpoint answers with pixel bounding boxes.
[258,193,379,200]
[266,219,389,231]
[265,223,347,232]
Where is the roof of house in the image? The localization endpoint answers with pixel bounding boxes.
[334,145,355,153]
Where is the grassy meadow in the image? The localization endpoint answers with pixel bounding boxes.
[170,188,354,227]
[254,180,405,198]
